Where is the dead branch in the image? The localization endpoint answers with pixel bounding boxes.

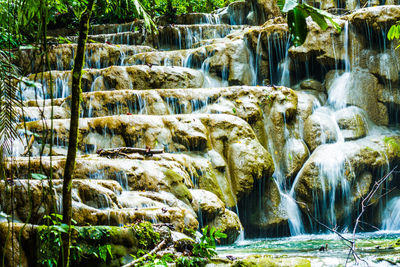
[352,167,397,238]
[96,147,164,158]
[122,239,167,267]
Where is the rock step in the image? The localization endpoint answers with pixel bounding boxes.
[88,2,253,35]
[0,176,243,242]
[157,1,254,26]
[9,128,274,208]
[19,86,297,169]
[17,37,255,88]
[20,65,206,100]
[23,113,268,156]
[68,24,246,49]
[90,20,144,35]
[344,5,400,32]
[126,38,255,86]
[20,86,297,132]
[15,44,155,75]
[0,178,199,231]
[20,114,274,205]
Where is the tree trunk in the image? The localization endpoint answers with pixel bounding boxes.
[60,1,95,266]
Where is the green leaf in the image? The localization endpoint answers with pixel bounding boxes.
[282,0,298,12]
[308,8,328,30]
[277,0,286,11]
[288,7,308,47]
[54,224,69,233]
[388,24,396,40]
[31,173,47,180]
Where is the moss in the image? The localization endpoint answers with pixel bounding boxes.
[110,244,128,258]
[198,170,225,202]
[384,136,400,157]
[164,169,193,205]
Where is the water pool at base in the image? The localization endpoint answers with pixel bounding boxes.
[217,231,400,266]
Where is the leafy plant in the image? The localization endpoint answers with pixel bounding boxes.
[192,225,227,259]
[175,255,207,267]
[387,21,400,49]
[38,214,72,267]
[278,0,341,46]
[38,216,114,267]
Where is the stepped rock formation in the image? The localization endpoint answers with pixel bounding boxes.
[3,1,400,266]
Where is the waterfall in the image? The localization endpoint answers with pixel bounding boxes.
[382,197,400,231]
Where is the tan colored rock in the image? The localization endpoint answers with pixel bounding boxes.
[358,49,400,83]
[303,0,336,9]
[295,91,321,123]
[244,19,288,82]
[234,255,311,266]
[16,106,67,122]
[300,79,324,92]
[334,106,368,140]
[294,135,400,219]
[90,20,145,35]
[208,209,242,244]
[238,176,288,237]
[14,43,154,74]
[24,65,205,97]
[289,19,365,67]
[249,0,281,24]
[216,1,252,25]
[283,138,310,178]
[191,189,225,221]
[0,223,35,267]
[303,109,339,151]
[346,5,400,32]
[325,69,388,125]
[23,114,274,203]
[129,38,253,86]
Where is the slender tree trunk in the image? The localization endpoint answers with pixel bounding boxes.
[60,1,95,266]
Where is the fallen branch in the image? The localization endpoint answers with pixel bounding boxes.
[122,239,167,267]
[96,147,163,157]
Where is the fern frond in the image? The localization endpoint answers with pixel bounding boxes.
[0,49,23,155]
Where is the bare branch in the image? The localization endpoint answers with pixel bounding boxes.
[122,239,167,267]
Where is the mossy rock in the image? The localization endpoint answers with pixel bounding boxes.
[164,169,193,205]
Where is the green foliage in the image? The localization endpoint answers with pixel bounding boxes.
[176,255,207,267]
[131,221,161,250]
[279,0,341,46]
[384,137,400,156]
[38,216,114,267]
[192,225,227,259]
[130,225,226,267]
[387,22,400,49]
[38,214,70,267]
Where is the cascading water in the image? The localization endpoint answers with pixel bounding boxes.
[382,197,400,231]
